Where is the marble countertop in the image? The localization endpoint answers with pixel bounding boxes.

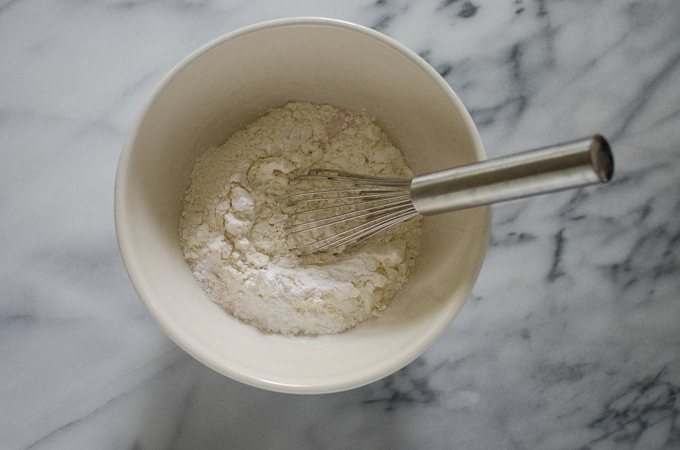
[2,0,679,449]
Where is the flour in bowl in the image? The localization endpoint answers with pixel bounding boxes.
[179,102,422,335]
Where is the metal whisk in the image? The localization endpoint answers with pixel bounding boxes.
[281,135,614,254]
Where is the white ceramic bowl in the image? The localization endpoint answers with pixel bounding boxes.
[115,17,491,394]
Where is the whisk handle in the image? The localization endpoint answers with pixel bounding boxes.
[410,135,613,216]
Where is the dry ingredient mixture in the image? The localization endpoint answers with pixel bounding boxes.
[179,102,422,335]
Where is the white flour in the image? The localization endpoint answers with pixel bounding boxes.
[179,102,422,335]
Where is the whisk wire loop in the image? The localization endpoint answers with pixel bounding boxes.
[282,169,418,254]
[297,206,418,254]
[281,188,409,206]
[286,198,414,235]
[299,169,412,187]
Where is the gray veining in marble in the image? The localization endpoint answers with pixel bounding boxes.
[1,0,679,449]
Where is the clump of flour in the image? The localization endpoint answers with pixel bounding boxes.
[179,102,422,335]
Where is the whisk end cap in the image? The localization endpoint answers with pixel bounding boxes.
[591,134,614,183]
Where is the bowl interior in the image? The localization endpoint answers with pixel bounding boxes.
[115,18,491,393]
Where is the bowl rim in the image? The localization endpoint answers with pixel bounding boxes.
[115,17,489,394]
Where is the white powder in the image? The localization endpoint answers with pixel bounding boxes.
[179,102,422,335]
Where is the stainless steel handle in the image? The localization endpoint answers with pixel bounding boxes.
[410,135,614,216]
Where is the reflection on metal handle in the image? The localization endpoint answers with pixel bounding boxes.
[410,135,614,216]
